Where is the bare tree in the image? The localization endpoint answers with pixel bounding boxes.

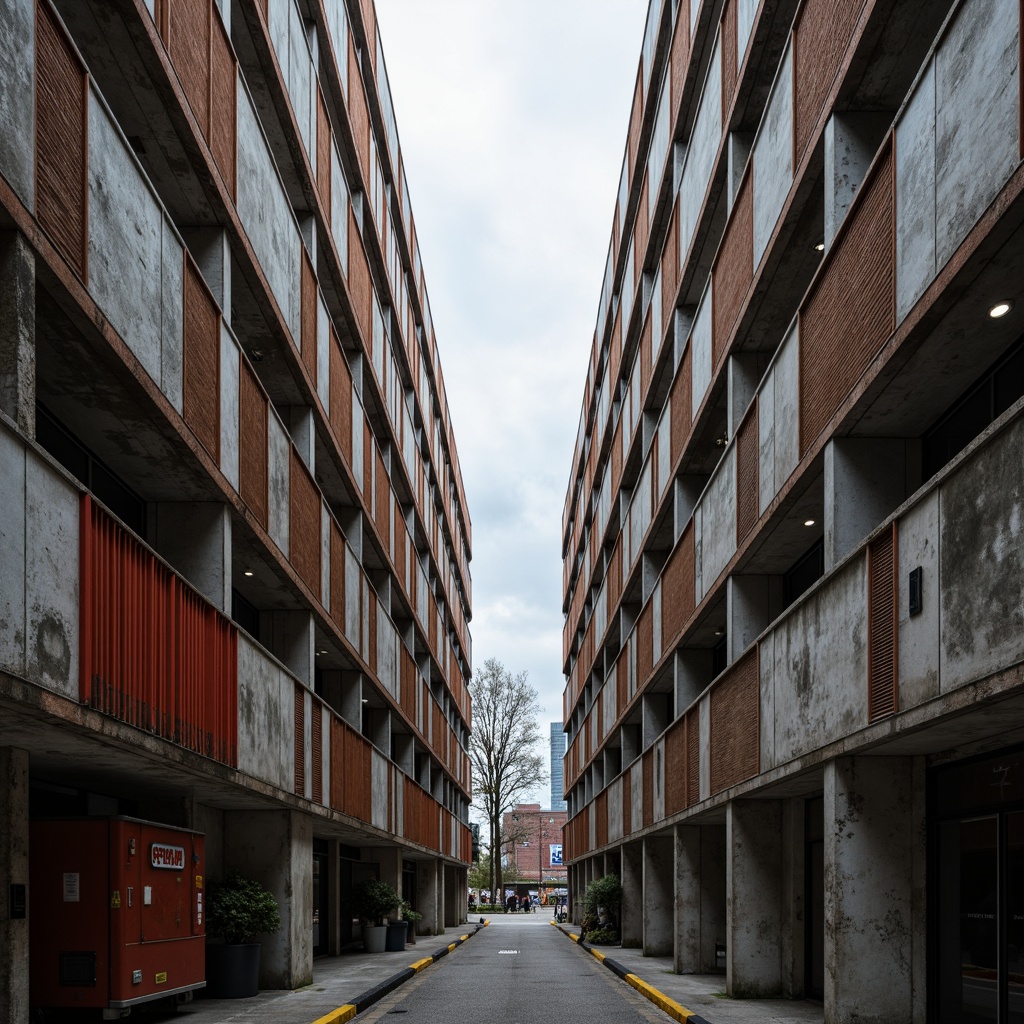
[469,658,545,905]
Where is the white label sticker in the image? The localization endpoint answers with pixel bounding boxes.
[63,873,80,902]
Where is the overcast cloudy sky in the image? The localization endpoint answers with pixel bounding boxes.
[373,1,649,804]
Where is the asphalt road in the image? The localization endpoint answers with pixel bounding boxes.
[358,913,667,1024]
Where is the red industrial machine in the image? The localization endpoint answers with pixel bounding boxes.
[30,817,206,1017]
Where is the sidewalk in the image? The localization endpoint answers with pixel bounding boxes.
[554,921,824,1024]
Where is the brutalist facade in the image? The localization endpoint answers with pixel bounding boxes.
[0,0,473,1019]
[561,0,1024,1020]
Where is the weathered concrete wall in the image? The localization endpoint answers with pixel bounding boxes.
[371,749,389,830]
[674,823,726,973]
[823,113,891,249]
[752,42,793,265]
[608,776,623,843]
[148,502,231,613]
[0,232,35,437]
[737,0,758,57]
[757,321,799,516]
[237,633,294,791]
[220,325,240,490]
[267,412,290,556]
[897,490,939,709]
[689,288,712,421]
[330,144,349,271]
[0,0,34,208]
[697,446,736,598]
[416,859,440,935]
[620,841,644,948]
[643,835,674,956]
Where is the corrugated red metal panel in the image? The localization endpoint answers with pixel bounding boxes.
[330,520,345,631]
[686,710,699,806]
[867,523,898,721]
[671,344,692,464]
[209,12,236,198]
[238,357,268,528]
[316,84,331,213]
[662,521,695,642]
[710,647,759,794]
[671,2,690,123]
[793,0,863,163]
[642,750,654,828]
[301,248,318,386]
[289,448,322,596]
[35,0,88,280]
[347,35,370,178]
[800,142,894,456]
[712,170,752,370]
[183,256,221,461]
[294,683,305,796]
[329,330,353,462]
[80,495,237,766]
[735,401,758,543]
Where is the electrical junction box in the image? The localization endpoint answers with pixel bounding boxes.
[30,817,205,1014]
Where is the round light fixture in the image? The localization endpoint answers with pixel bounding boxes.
[814,242,825,252]
[804,519,816,526]
[244,570,254,577]
[989,301,1013,318]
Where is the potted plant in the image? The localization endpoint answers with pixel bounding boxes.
[351,878,401,953]
[205,871,281,998]
[582,873,622,945]
[401,902,423,945]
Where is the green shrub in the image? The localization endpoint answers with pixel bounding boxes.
[583,873,623,922]
[350,878,401,926]
[584,926,619,945]
[206,871,281,945]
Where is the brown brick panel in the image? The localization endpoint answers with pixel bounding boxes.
[363,422,373,500]
[721,0,738,112]
[165,0,210,139]
[642,750,654,828]
[712,171,753,371]
[374,446,389,545]
[301,247,318,386]
[608,540,623,615]
[665,716,686,815]
[661,204,679,328]
[289,449,322,596]
[347,214,373,346]
[662,521,695,642]
[637,602,654,686]
[329,330,352,462]
[622,772,632,838]
[671,344,692,463]
[793,0,863,163]
[330,520,346,632]
[311,701,322,802]
[595,790,609,849]
[710,647,759,794]
[609,309,623,389]
[640,319,653,398]
[628,69,643,176]
[671,1,691,123]
[294,683,305,796]
[359,0,376,68]
[686,711,700,806]
[617,644,629,713]
[35,0,88,280]
[867,523,898,721]
[209,13,236,199]
[238,357,268,527]
[735,401,759,543]
[183,256,221,460]
[799,142,894,456]
[611,418,624,498]
[347,34,370,178]
[316,84,331,212]
[635,174,650,271]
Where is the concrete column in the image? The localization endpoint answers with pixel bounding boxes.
[393,732,415,775]
[780,798,807,999]
[674,824,726,973]
[444,864,461,927]
[149,502,232,613]
[620,841,643,947]
[642,692,671,749]
[261,610,315,686]
[181,227,232,323]
[327,841,342,955]
[286,406,315,474]
[824,112,893,249]
[824,438,921,570]
[726,353,764,437]
[726,575,782,663]
[0,233,35,438]
[674,649,711,716]
[727,800,783,997]
[224,809,313,989]
[825,757,924,1024]
[416,859,441,935]
[0,748,29,1024]
[643,836,673,956]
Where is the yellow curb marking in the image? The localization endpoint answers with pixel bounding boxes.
[447,942,457,952]
[310,1004,357,1024]
[625,974,696,1022]
[570,933,580,942]
[589,948,606,962]
[410,958,433,972]
[460,934,469,941]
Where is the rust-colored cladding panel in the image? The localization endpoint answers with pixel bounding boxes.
[710,647,759,794]
[35,1,88,280]
[721,0,738,111]
[665,717,686,815]
[800,143,894,456]
[595,791,608,848]
[867,523,898,721]
[671,344,692,464]
[735,401,759,543]
[616,644,629,713]
[367,593,378,672]
[330,521,345,631]
[316,85,332,212]
[609,309,622,388]
[712,171,752,371]
[661,204,679,328]
[640,318,653,398]
[301,248,318,386]
[635,176,649,272]
[671,1,690,123]
[662,521,695,642]
[611,419,623,497]
[637,603,653,685]
[347,35,370,178]
[608,540,622,612]
[359,0,376,68]
[238,357,268,528]
[167,0,210,134]
[183,257,221,461]
[374,453,389,546]
[642,750,654,828]
[627,70,643,176]
[289,449,322,595]
[363,420,373,499]
[686,711,700,806]
[311,702,323,801]
[793,0,863,163]
[294,683,305,796]
[329,330,353,461]
[209,13,236,198]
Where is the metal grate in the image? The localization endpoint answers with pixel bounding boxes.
[294,684,305,797]
[59,951,96,986]
[867,523,898,721]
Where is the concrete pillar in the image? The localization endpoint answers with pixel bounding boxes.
[327,840,342,954]
[416,859,441,935]
[444,864,461,927]
[727,800,783,997]
[726,575,782,663]
[643,836,673,956]
[726,353,764,437]
[149,502,232,613]
[620,841,643,947]
[0,748,29,1024]
[674,649,711,716]
[824,438,921,570]
[825,757,924,1024]
[780,798,807,999]
[261,610,315,686]
[674,824,726,973]
[224,809,313,989]
[0,233,35,438]
[393,731,415,775]
[824,112,893,249]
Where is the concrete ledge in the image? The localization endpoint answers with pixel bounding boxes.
[553,922,712,1024]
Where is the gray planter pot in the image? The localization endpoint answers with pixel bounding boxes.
[362,925,387,953]
[205,943,261,998]
[385,921,408,951]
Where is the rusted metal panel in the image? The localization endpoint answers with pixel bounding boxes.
[710,647,759,794]
[238,356,268,528]
[289,448,322,595]
[80,496,238,767]
[867,523,898,721]
[183,255,221,460]
[35,0,88,280]
[301,247,318,387]
[735,400,758,543]
[712,170,752,370]
[800,142,894,456]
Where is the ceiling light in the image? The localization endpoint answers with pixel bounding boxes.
[714,628,724,636]
[814,242,825,252]
[361,698,369,704]
[804,519,816,526]
[989,301,1013,318]
[243,570,254,577]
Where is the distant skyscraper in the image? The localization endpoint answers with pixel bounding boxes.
[550,722,567,811]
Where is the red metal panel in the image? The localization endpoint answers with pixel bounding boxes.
[735,400,759,543]
[311,700,323,801]
[289,449,322,596]
[81,496,237,766]
[209,10,236,198]
[800,142,894,456]
[867,523,898,721]
[238,356,268,527]
[183,255,221,461]
[35,0,88,280]
[294,683,305,796]
[712,170,753,370]
[301,247,318,387]
[710,647,759,794]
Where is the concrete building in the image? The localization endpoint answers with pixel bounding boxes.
[0,0,473,1019]
[550,721,568,811]
[501,802,568,890]
[561,0,1024,1020]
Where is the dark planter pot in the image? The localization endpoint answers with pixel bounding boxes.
[385,921,408,951]
[205,943,261,998]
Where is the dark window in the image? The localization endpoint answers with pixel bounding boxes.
[784,536,825,607]
[230,587,260,641]
[711,634,727,677]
